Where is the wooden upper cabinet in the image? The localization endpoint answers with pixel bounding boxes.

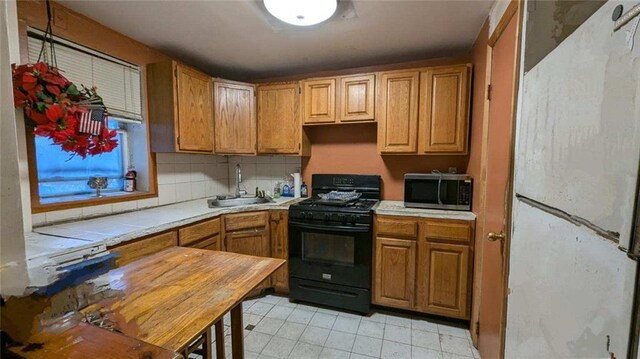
[213,80,256,154]
[419,64,471,154]
[147,61,214,153]
[338,74,375,123]
[302,78,336,124]
[377,71,420,153]
[256,83,302,154]
[373,237,416,309]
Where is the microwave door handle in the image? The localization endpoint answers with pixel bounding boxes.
[433,170,443,205]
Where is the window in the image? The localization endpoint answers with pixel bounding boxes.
[35,120,129,203]
[26,30,155,210]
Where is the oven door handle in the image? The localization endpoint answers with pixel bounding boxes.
[289,221,371,233]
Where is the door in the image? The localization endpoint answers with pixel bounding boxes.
[213,80,256,154]
[373,237,416,309]
[257,83,300,154]
[419,65,471,154]
[302,78,336,124]
[420,242,470,319]
[477,10,520,359]
[175,65,214,152]
[377,71,419,153]
[339,74,375,122]
[270,211,289,293]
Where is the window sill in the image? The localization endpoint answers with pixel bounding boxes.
[32,190,157,214]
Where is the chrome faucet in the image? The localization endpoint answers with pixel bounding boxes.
[235,164,246,198]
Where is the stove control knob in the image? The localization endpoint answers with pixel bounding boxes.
[324,213,331,221]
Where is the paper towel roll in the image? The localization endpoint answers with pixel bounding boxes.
[293,173,301,198]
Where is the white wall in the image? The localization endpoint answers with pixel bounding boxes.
[506,1,639,358]
[0,0,30,296]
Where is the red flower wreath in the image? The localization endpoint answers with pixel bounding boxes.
[12,62,118,158]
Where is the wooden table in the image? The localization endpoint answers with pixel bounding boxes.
[7,322,182,359]
[81,247,285,358]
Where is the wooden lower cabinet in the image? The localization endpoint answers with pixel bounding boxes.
[270,211,289,293]
[178,217,221,249]
[109,231,178,267]
[189,234,221,251]
[373,215,474,320]
[224,211,271,290]
[417,242,471,319]
[373,237,416,309]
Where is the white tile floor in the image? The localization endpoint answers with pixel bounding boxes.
[204,294,481,359]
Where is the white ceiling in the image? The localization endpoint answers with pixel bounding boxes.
[58,0,493,80]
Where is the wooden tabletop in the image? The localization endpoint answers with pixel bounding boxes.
[7,322,181,359]
[81,247,284,353]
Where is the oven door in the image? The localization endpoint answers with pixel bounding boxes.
[289,221,372,289]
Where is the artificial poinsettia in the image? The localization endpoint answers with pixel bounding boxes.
[12,62,118,158]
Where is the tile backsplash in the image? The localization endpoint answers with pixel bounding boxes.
[31,154,302,227]
[227,156,302,197]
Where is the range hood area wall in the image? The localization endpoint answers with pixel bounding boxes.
[301,123,469,200]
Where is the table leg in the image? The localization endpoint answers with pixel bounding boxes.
[231,302,244,359]
[204,326,213,359]
[215,320,225,359]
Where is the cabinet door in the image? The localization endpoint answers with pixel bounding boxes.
[302,78,336,124]
[214,81,256,154]
[257,83,301,154]
[175,65,214,152]
[110,231,178,267]
[339,74,375,122]
[225,229,270,257]
[188,235,221,251]
[225,229,271,289]
[373,237,416,309]
[419,65,471,154]
[418,242,471,319]
[377,71,419,153]
[270,211,289,293]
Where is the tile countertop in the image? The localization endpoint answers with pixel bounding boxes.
[375,200,476,221]
[32,197,302,248]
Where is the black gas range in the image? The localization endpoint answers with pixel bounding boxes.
[288,174,381,314]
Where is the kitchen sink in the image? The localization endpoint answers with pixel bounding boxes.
[207,196,274,208]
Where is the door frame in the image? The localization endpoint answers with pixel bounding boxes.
[471,0,524,357]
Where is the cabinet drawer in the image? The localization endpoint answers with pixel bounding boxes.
[110,231,178,267]
[179,217,221,246]
[376,217,418,239]
[423,220,472,244]
[189,235,221,251]
[224,211,268,232]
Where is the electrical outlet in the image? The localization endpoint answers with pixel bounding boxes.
[448,167,458,174]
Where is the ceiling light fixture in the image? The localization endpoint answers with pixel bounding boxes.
[264,0,337,26]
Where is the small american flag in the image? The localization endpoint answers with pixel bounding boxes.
[77,108,106,135]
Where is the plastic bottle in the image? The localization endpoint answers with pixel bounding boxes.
[301,182,308,197]
[124,168,136,192]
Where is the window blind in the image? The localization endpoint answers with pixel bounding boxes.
[27,33,143,122]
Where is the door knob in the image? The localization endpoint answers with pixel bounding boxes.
[487,231,506,242]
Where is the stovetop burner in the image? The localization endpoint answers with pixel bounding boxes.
[296,197,378,210]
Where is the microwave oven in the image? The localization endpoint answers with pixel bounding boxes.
[404,173,472,211]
